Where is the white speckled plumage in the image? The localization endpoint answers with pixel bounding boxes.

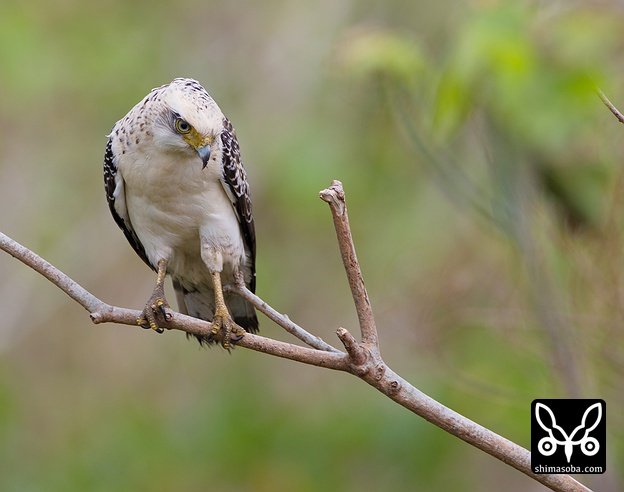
[104,78,257,339]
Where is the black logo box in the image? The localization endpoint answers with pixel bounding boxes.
[531,399,606,474]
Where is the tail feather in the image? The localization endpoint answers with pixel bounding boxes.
[225,292,259,333]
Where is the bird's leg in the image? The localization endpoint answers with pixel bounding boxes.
[209,270,245,349]
[137,258,172,333]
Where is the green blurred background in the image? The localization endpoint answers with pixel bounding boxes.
[0,0,622,490]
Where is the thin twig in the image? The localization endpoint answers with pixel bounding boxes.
[224,283,340,353]
[597,88,624,124]
[336,327,368,367]
[319,181,378,348]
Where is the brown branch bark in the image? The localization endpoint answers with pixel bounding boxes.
[0,181,592,492]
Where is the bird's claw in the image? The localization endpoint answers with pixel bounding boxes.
[210,310,246,349]
[159,301,173,321]
[137,296,172,334]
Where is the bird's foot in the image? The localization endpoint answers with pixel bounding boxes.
[210,307,246,349]
[137,290,173,334]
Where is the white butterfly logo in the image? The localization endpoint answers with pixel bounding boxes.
[535,402,602,463]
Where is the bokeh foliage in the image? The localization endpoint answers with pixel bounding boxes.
[1,1,623,490]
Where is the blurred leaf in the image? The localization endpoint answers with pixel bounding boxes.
[334,27,427,85]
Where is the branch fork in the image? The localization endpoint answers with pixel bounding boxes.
[0,180,591,492]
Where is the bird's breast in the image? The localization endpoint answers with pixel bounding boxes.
[119,150,245,283]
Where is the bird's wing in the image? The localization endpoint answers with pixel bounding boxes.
[219,118,256,292]
[104,135,153,270]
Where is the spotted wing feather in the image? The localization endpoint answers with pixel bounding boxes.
[220,118,256,292]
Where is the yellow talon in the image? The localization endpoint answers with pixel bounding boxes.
[137,258,170,334]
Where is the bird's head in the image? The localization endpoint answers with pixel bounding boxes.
[148,78,225,169]
[168,113,215,169]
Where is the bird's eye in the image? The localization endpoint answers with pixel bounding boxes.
[175,118,192,134]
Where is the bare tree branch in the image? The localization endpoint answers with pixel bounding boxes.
[319,181,378,348]
[0,181,592,492]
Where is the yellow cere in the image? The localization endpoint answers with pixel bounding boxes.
[183,128,213,151]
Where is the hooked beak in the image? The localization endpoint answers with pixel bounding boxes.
[197,144,212,169]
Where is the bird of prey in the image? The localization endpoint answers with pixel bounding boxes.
[103,78,258,347]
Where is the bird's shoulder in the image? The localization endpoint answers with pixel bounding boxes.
[220,119,253,224]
